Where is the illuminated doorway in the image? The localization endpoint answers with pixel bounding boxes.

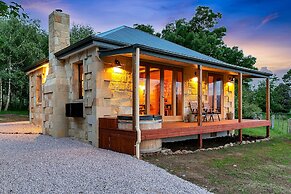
[139,65,183,120]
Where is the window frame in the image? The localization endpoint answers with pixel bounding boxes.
[36,74,42,104]
[208,73,223,112]
[77,63,84,99]
[139,63,184,119]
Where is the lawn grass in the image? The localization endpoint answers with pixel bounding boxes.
[0,110,28,115]
[0,110,29,123]
[144,121,291,193]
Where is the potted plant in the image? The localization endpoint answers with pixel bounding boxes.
[226,111,233,120]
[188,113,196,122]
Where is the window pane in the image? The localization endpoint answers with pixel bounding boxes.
[164,70,173,116]
[150,68,160,115]
[216,77,222,112]
[176,71,182,116]
[208,76,214,110]
[36,75,42,103]
[139,66,146,115]
[78,64,84,99]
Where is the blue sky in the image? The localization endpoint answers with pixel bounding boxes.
[13,0,291,78]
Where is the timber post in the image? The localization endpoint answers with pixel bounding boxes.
[238,72,243,143]
[197,65,203,148]
[266,78,270,137]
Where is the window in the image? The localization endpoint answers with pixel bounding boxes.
[36,75,42,103]
[149,67,160,115]
[139,65,183,118]
[139,66,146,115]
[78,63,84,99]
[208,74,223,112]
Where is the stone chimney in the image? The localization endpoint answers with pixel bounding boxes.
[42,10,70,137]
[49,9,70,54]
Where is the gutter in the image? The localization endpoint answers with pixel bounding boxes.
[55,35,129,59]
[131,44,273,77]
[24,58,49,73]
[100,44,272,78]
[134,47,141,159]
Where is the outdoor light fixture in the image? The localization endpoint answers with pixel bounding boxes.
[193,72,198,82]
[228,76,235,82]
[115,59,122,68]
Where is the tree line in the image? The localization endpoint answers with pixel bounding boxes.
[0,1,94,111]
[133,6,291,115]
[0,2,290,114]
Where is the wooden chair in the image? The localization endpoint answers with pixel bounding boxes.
[202,103,211,122]
[203,103,221,121]
[213,108,221,121]
[189,101,198,121]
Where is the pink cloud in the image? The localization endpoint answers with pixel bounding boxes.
[257,13,279,29]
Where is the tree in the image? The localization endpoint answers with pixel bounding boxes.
[70,24,95,44]
[133,24,161,37]
[254,75,288,113]
[135,6,256,70]
[0,1,27,18]
[273,83,291,113]
[282,69,291,87]
[0,17,47,111]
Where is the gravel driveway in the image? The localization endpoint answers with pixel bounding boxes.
[0,127,210,193]
[0,121,41,134]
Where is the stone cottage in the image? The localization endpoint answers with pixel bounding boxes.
[26,10,272,158]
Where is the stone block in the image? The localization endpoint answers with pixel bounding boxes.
[103,89,113,99]
[45,107,53,114]
[44,121,50,129]
[85,107,92,115]
[87,115,96,125]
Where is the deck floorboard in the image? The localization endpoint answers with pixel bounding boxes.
[142,119,270,140]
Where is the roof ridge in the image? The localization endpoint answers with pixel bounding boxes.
[97,25,127,37]
[121,26,225,64]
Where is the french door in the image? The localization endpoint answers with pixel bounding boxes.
[208,74,223,112]
[139,65,183,121]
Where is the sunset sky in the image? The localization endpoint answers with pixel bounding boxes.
[14,0,291,78]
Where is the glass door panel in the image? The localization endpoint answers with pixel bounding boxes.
[139,65,183,120]
[139,66,146,115]
[176,71,183,116]
[164,70,173,116]
[150,68,160,115]
[208,76,214,109]
[215,77,222,112]
[208,75,223,112]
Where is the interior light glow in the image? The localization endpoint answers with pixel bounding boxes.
[113,66,122,73]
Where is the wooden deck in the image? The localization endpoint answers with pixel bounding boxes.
[141,119,271,140]
[99,118,270,155]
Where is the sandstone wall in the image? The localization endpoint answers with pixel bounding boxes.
[102,56,133,116]
[183,66,235,120]
[29,67,47,127]
[183,66,208,117]
[63,47,100,146]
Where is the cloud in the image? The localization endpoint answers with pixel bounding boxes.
[19,0,68,14]
[257,12,279,29]
[260,67,273,74]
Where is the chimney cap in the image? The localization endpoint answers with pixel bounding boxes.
[55,9,63,12]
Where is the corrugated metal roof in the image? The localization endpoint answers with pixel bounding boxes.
[97,25,229,66]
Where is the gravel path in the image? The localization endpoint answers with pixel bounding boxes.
[0,122,41,134]
[0,133,210,194]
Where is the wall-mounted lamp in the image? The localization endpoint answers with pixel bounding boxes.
[115,59,122,68]
[193,72,198,82]
[228,76,235,82]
